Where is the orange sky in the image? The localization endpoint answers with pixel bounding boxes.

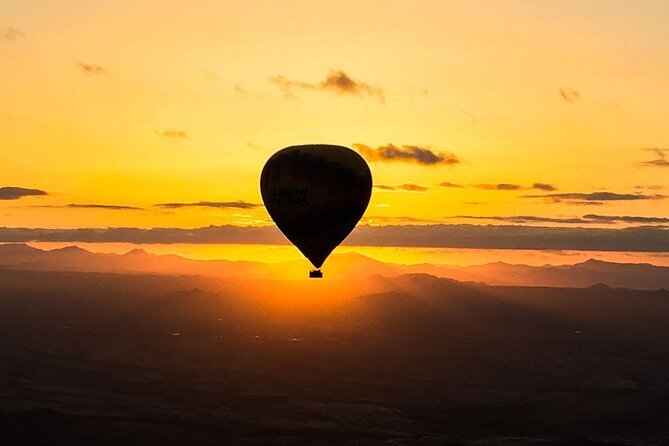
[2,1,669,260]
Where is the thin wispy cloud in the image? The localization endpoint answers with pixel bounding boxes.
[270,70,384,101]
[2,27,26,41]
[439,182,464,188]
[155,201,262,210]
[362,216,438,224]
[523,191,666,205]
[233,83,247,95]
[559,87,581,102]
[0,187,47,200]
[31,204,143,211]
[354,143,461,166]
[157,129,188,139]
[640,148,669,167]
[77,63,107,75]
[449,183,558,191]
[374,183,428,192]
[67,204,142,210]
[455,106,477,125]
[474,183,524,191]
[454,215,591,224]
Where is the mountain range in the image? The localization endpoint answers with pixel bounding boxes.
[1,243,668,289]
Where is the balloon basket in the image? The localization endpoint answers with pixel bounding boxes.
[309,269,323,279]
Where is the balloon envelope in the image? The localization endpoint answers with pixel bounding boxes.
[260,144,372,269]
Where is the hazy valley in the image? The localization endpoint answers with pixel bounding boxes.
[1,264,669,444]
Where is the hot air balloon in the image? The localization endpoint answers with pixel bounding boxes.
[260,144,372,278]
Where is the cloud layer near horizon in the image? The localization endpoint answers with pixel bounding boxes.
[1,224,668,252]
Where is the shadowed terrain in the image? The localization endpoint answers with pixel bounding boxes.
[1,269,669,445]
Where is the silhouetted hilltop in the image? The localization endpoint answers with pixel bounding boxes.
[2,243,669,289]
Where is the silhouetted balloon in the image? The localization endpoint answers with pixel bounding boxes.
[261,144,372,274]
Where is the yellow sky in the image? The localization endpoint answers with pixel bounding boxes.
[2,0,669,231]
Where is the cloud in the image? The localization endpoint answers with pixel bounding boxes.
[374,183,428,192]
[2,224,669,252]
[77,63,106,75]
[532,183,558,191]
[0,187,47,200]
[158,129,188,139]
[582,214,669,224]
[233,83,247,95]
[67,204,142,211]
[362,216,439,224]
[523,191,665,205]
[559,87,580,102]
[454,215,591,224]
[439,182,464,188]
[354,143,460,166]
[270,70,384,101]
[454,213,669,226]
[474,183,523,191]
[2,27,26,41]
[30,204,143,211]
[155,201,261,209]
[440,182,557,191]
[473,183,558,191]
[269,76,312,98]
[321,70,383,99]
[640,148,669,167]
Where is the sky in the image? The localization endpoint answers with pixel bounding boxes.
[2,0,669,261]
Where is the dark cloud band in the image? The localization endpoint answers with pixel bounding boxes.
[454,214,669,225]
[2,224,669,252]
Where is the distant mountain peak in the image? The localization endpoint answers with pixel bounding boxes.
[581,258,611,266]
[53,245,88,253]
[124,248,151,257]
[0,243,43,254]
